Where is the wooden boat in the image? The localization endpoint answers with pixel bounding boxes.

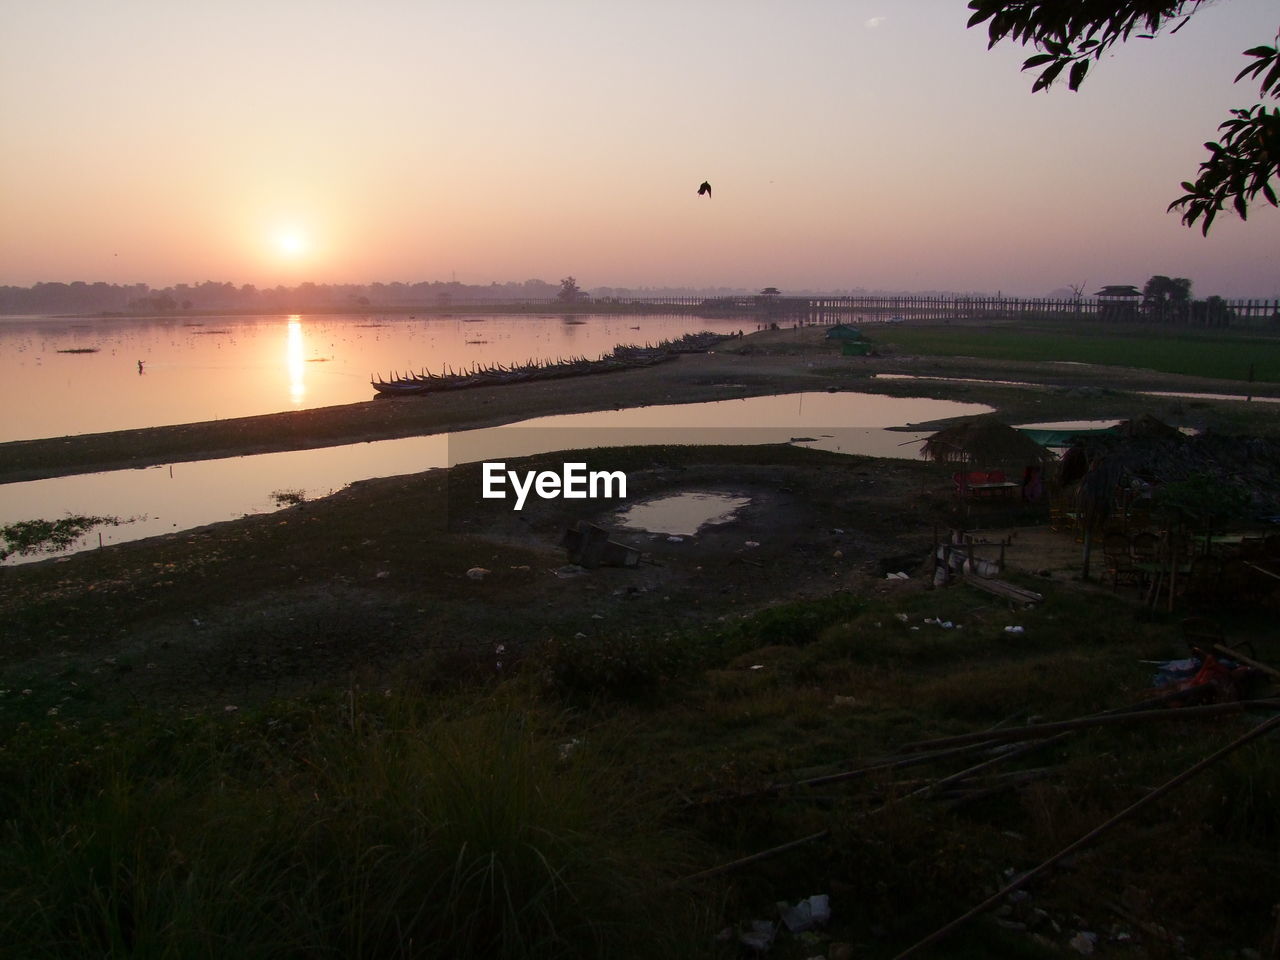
[371,331,720,397]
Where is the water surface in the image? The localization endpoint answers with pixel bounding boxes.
[2,391,991,563]
[614,492,752,537]
[0,312,753,442]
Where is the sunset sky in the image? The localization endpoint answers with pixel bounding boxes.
[2,0,1278,297]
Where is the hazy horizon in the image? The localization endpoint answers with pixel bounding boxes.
[3,1,1278,298]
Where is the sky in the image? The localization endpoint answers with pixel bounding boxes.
[2,0,1278,297]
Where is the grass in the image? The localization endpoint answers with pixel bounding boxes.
[0,514,129,561]
[877,321,1280,383]
[3,578,1278,957]
[3,436,1279,957]
[0,694,706,959]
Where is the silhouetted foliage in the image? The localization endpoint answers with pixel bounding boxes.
[556,276,584,303]
[968,0,1279,233]
[1142,274,1192,322]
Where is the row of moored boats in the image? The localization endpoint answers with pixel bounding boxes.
[370,331,726,397]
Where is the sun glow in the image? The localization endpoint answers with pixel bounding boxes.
[286,317,306,403]
[276,230,307,257]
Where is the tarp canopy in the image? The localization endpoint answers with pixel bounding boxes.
[1020,425,1120,448]
[825,324,864,340]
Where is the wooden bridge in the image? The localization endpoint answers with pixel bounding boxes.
[588,294,1280,326]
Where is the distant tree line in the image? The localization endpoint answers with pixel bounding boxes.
[1140,275,1240,326]
[0,279,572,316]
[1089,275,1265,327]
[0,278,773,316]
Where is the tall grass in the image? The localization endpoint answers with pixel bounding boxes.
[879,324,1280,382]
[0,695,702,959]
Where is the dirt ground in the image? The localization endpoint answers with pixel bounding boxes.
[0,438,1079,714]
[3,327,1276,712]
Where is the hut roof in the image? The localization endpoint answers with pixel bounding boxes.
[920,416,1056,468]
[1093,285,1141,298]
[1068,419,1280,524]
[1116,413,1183,441]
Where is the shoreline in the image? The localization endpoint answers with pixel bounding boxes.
[3,331,1279,485]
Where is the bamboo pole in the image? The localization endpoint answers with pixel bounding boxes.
[903,699,1280,753]
[893,713,1280,959]
[673,830,830,886]
[1214,643,1280,681]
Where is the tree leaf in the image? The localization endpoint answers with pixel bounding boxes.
[1031,60,1066,92]
[1068,60,1089,91]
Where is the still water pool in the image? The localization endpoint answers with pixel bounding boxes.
[614,492,753,537]
[1,391,991,563]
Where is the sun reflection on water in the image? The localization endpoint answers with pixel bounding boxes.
[286,316,305,403]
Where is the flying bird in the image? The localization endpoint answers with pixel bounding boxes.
[697,180,711,197]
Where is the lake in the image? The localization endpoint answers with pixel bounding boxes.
[0,391,992,563]
[0,312,757,443]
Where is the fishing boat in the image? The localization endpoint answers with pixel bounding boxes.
[370,331,721,397]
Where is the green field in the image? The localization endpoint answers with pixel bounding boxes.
[878,323,1280,383]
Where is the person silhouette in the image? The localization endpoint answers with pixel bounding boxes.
[697,181,711,197]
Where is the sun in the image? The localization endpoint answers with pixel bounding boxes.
[276,230,307,257]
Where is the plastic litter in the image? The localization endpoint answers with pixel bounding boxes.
[744,540,761,548]
[739,919,777,952]
[1004,625,1025,634]
[666,536,684,543]
[465,567,489,580]
[778,894,831,933]
[1069,930,1098,955]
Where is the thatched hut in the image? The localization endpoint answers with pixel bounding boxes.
[1059,415,1280,584]
[920,417,1057,502]
[920,416,1056,471]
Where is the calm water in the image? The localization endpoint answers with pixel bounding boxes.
[875,373,1280,404]
[614,492,753,537]
[1,391,991,563]
[0,312,755,442]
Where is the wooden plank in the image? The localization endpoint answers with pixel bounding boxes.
[961,573,1043,604]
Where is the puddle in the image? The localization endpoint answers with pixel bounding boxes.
[613,491,752,537]
[1141,390,1280,404]
[874,373,1036,388]
[876,374,1280,406]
